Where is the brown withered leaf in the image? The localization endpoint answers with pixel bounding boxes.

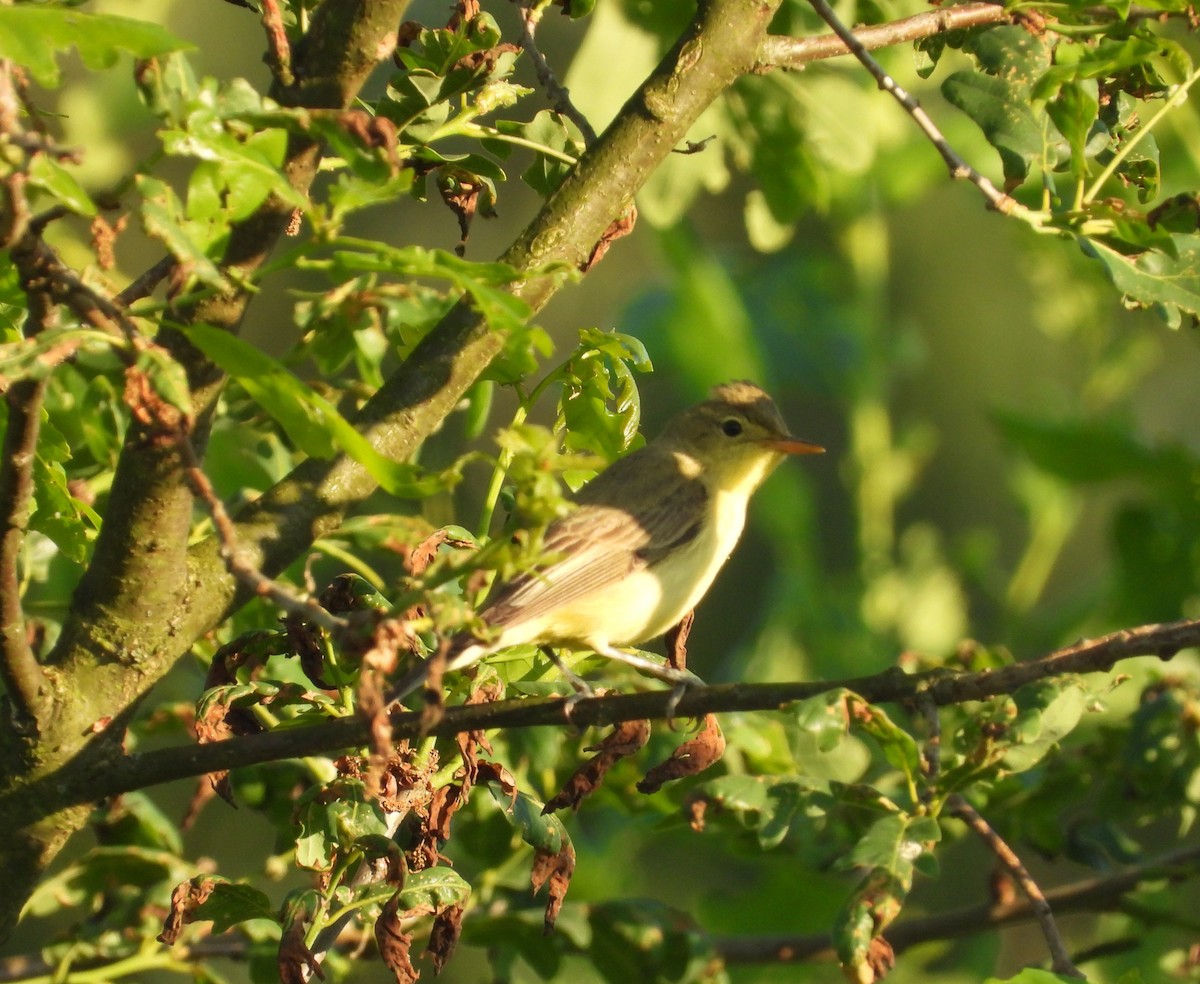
[452,41,520,76]
[475,760,518,804]
[336,109,400,173]
[405,528,476,577]
[123,364,185,440]
[530,841,576,933]
[438,168,496,257]
[179,776,221,833]
[636,714,725,794]
[426,905,465,974]
[279,918,324,984]
[284,611,330,688]
[397,20,422,47]
[456,679,503,782]
[90,213,126,270]
[865,937,896,982]
[376,894,419,983]
[543,719,650,814]
[427,782,467,843]
[664,610,695,672]
[358,619,423,796]
[581,205,636,272]
[158,876,217,944]
[447,0,480,30]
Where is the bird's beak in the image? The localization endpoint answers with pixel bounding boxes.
[759,436,825,455]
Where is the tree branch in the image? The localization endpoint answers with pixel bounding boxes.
[757,2,1011,68]
[11,616,1193,816]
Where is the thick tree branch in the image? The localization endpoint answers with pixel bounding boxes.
[757,2,1011,68]
[715,842,1200,965]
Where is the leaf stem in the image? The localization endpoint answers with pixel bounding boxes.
[461,124,580,165]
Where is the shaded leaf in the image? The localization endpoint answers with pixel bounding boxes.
[0,6,192,87]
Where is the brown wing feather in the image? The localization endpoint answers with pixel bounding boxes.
[480,447,707,630]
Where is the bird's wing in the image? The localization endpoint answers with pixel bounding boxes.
[480,449,708,631]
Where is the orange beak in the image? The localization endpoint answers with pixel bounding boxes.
[759,436,825,455]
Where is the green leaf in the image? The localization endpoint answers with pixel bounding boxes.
[0,328,119,383]
[27,154,96,216]
[700,774,833,849]
[294,782,388,871]
[182,324,456,498]
[488,783,568,854]
[558,328,651,462]
[942,71,1058,181]
[852,702,924,787]
[194,883,279,933]
[794,688,854,752]
[517,112,586,197]
[137,176,229,289]
[396,866,472,912]
[836,813,941,891]
[0,7,193,87]
[994,411,1165,483]
[1004,679,1089,772]
[321,242,548,334]
[1078,233,1200,327]
[1047,81,1100,180]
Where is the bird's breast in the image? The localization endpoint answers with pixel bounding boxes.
[629,485,751,642]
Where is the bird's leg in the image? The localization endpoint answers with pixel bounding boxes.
[592,643,702,688]
[542,646,595,698]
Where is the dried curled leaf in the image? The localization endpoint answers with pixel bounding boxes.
[157,876,217,945]
[530,841,576,933]
[425,904,465,973]
[637,714,725,794]
[543,718,651,814]
[376,893,419,984]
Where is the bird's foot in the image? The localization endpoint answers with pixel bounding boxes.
[664,675,699,718]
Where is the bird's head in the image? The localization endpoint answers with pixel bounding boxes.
[659,381,824,494]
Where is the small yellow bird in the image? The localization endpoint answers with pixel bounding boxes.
[394,380,823,700]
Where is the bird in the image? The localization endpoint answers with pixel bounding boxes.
[391,380,823,702]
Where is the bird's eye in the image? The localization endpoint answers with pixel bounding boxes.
[721,418,743,437]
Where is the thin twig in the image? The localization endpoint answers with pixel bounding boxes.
[804,0,1021,214]
[916,693,940,806]
[949,795,1084,978]
[260,0,295,87]
[116,256,177,307]
[516,1,598,145]
[757,2,1011,68]
[179,439,348,634]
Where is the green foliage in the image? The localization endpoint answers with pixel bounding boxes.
[0,5,191,86]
